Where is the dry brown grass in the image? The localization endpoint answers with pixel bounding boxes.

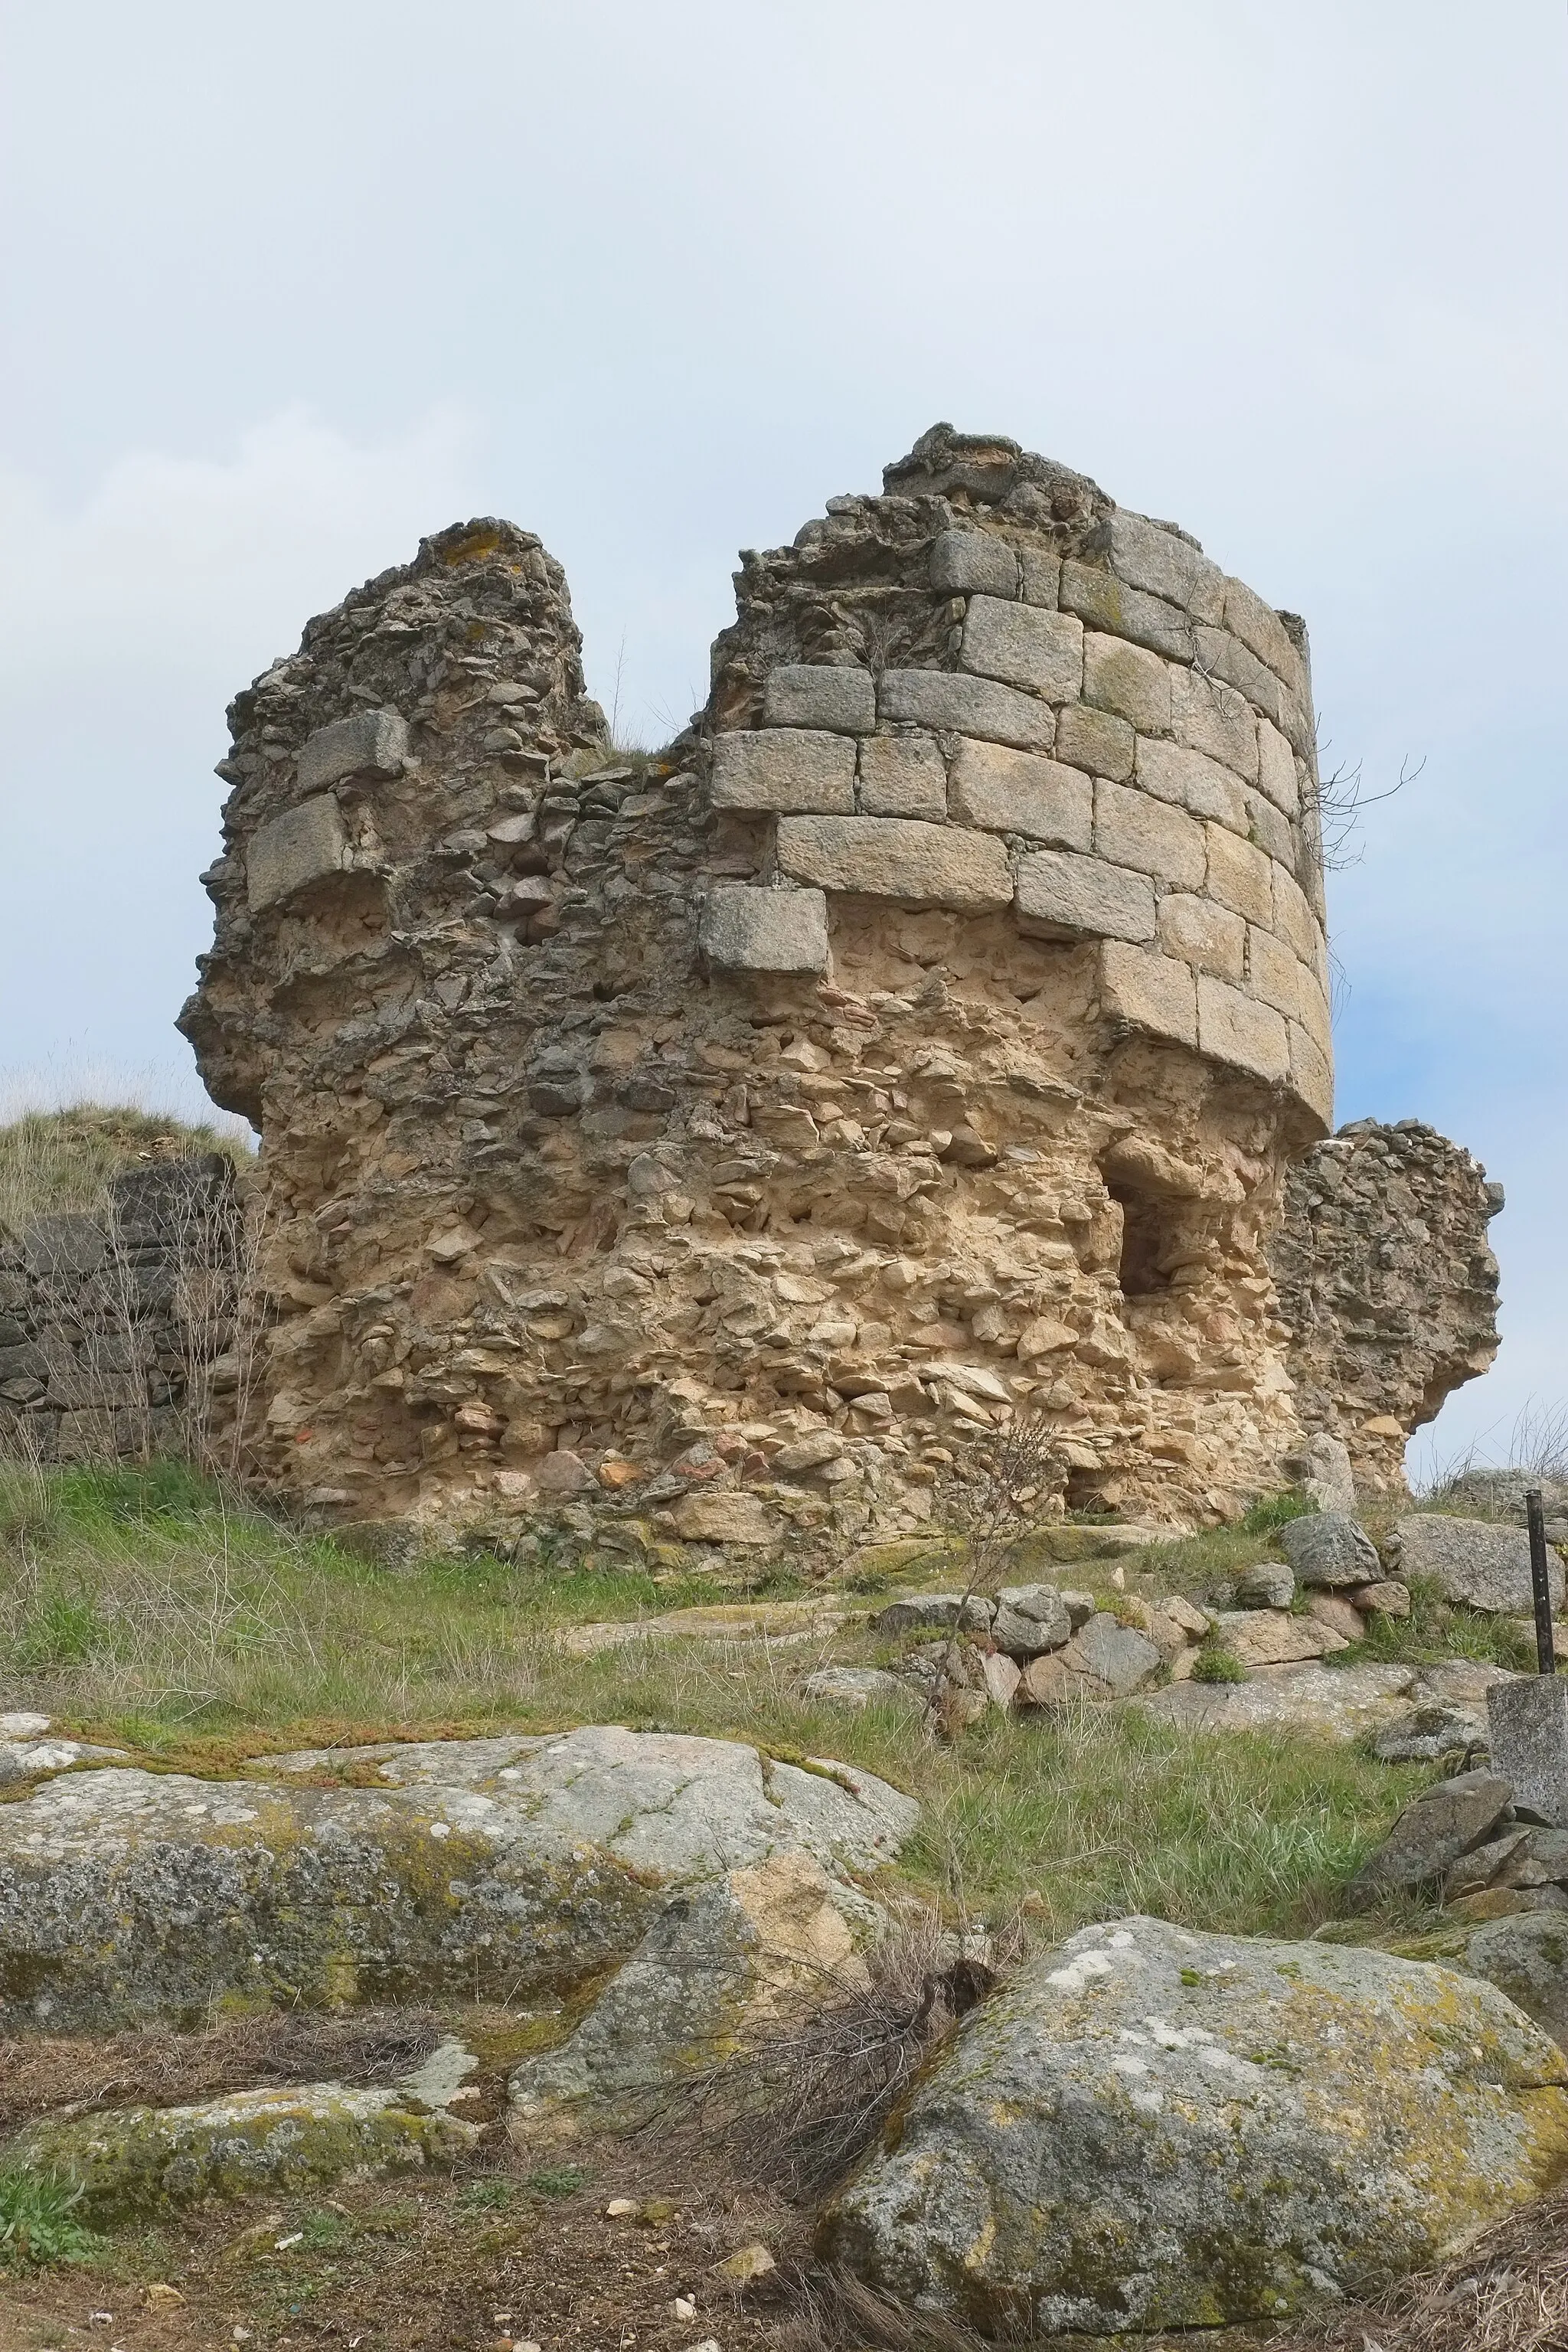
[0,2009,440,2138]
[1300,2187,1568,2352]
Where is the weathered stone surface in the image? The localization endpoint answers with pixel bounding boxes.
[929,527,1017,597]
[1014,849,1155,943]
[991,1583,1072,1658]
[18,2079,476,2223]
[670,1490,782,1545]
[776,816,1013,910]
[960,598,1083,700]
[1354,1578,1411,1617]
[801,1666,921,1711]
[710,729,857,814]
[1098,941,1198,1046]
[761,665,875,733]
[1271,1122,1503,1498]
[698,886,828,973]
[1234,1560,1295,1609]
[1305,1592,1366,1643]
[1488,1678,1568,1827]
[857,733,946,818]
[871,1592,994,1635]
[1156,890,1245,979]
[172,429,1487,1552]
[296,706,408,793]
[825,1915,1568,2333]
[1135,738,1248,831]
[1142,1661,1423,1742]
[947,741,1090,847]
[1204,822,1274,923]
[1279,1511,1381,1588]
[1394,1514,1563,1615]
[1094,779,1205,885]
[0,1730,916,2045]
[1462,1913,1568,2050]
[1256,717,1300,814]
[1214,1607,1346,1666]
[1019,1612,1162,1700]
[1197,973,1290,1084]
[1051,701,1135,780]
[1108,513,1226,622]
[1060,562,1195,662]
[247,793,350,911]
[1354,1768,1514,1895]
[877,669,1055,753]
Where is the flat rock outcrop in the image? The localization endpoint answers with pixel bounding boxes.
[822,1913,1568,2334]
[0,1728,916,2116]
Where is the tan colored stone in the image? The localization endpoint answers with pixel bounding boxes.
[1287,1023,1334,1125]
[1099,942,1198,1047]
[1247,926,1312,1023]
[1214,1609,1349,1666]
[878,669,1055,753]
[1272,866,1323,969]
[1204,824,1274,923]
[1157,893,1246,981]
[671,1491,782,1546]
[1169,667,1258,779]
[1094,782,1205,886]
[700,887,830,973]
[1256,718,1300,815]
[1052,703,1135,782]
[776,816,1013,910]
[1015,851,1155,943]
[961,598,1083,700]
[1197,976,1290,1084]
[1135,740,1248,833]
[949,742,1091,847]
[858,733,947,819]
[762,665,875,733]
[710,729,856,814]
[1305,1592,1366,1643]
[1083,633,1171,733]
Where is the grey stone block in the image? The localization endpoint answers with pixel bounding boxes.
[1193,626,1285,730]
[992,1583,1073,1658]
[1016,851,1155,945]
[1354,1766,1514,1893]
[18,1216,106,1278]
[961,599,1083,700]
[1235,1561,1295,1609]
[929,528,1017,597]
[776,816,1012,911]
[699,886,829,974]
[296,707,409,794]
[1135,738,1248,832]
[1279,1512,1381,1589]
[710,729,857,815]
[1223,577,1306,694]
[1093,781,1205,887]
[949,741,1091,848]
[1060,561,1195,662]
[1157,893,1245,981]
[1394,1516,1565,1615]
[1019,549,1060,608]
[1205,824,1275,924]
[1108,513,1226,623]
[1082,635,1171,734]
[1197,975,1290,1083]
[247,793,350,912]
[1289,1022,1334,1125]
[858,733,947,819]
[1051,704,1135,782]
[878,670,1055,753]
[1489,1679,1568,1828]
[1245,789,1295,867]
[761,665,876,733]
[1170,666,1259,779]
[1256,717,1301,815]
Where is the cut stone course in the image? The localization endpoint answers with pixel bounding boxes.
[698,886,828,974]
[1156,891,1245,980]
[947,741,1091,847]
[709,729,857,814]
[1093,781,1206,886]
[776,816,1013,910]
[1099,942,1198,1046]
[1051,702,1135,781]
[761,665,877,733]
[1082,632,1171,733]
[960,598,1083,700]
[1197,974,1290,1086]
[1060,560,1195,662]
[1135,737,1248,832]
[1107,513,1226,622]
[296,706,409,794]
[929,527,1017,597]
[877,669,1055,753]
[247,795,351,912]
[857,733,947,818]
[1015,851,1155,945]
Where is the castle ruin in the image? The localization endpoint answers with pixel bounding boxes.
[176,426,1501,1548]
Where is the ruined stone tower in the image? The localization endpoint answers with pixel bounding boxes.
[180,426,1495,1547]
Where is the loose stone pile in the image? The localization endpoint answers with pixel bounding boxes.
[0,1158,241,1463]
[175,426,1499,1547]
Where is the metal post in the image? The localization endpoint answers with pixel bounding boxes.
[1527,1486,1557,1676]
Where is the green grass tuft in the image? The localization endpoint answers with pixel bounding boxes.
[0,2164,102,2270]
[1241,1488,1318,1536]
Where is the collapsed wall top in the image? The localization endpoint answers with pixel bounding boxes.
[174,432,1450,1545]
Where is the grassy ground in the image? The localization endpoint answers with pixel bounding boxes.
[0,1462,1438,1947]
[0,1104,253,1236]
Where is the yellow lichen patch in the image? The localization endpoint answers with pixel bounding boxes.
[441,527,505,567]
[730,1851,864,2011]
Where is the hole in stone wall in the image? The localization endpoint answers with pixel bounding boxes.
[1108,1184,1172,1298]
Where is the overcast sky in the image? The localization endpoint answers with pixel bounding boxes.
[2,2,1563,1478]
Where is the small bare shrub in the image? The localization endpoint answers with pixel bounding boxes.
[658,1908,998,2201]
